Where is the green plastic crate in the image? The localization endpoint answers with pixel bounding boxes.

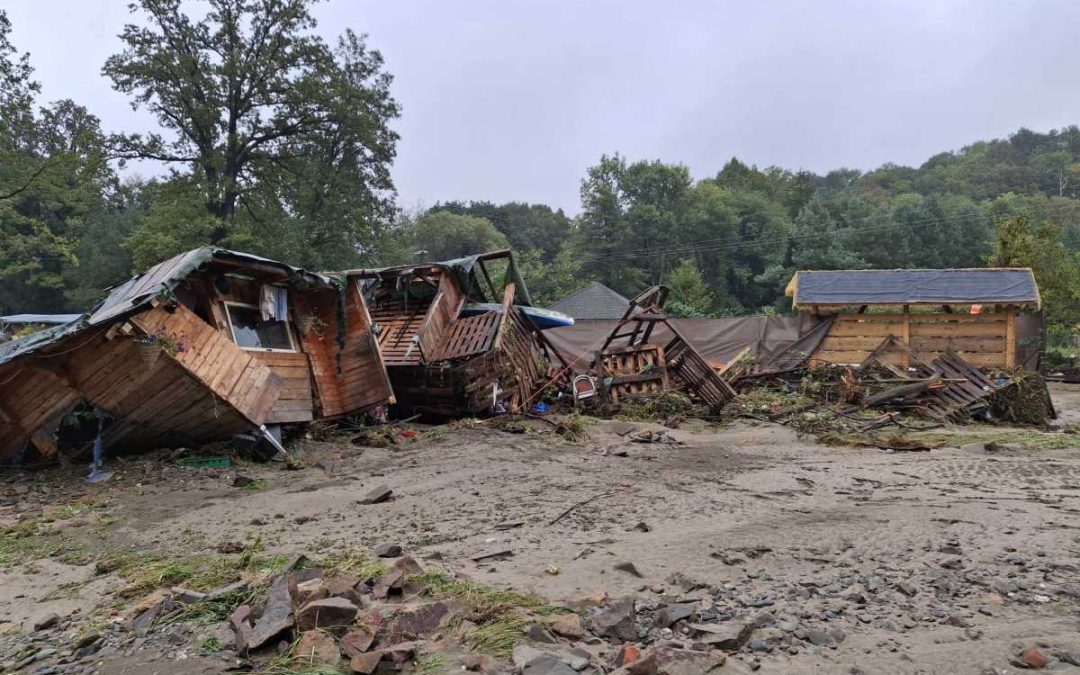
[179,456,232,469]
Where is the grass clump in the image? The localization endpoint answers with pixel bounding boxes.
[614,390,706,422]
[0,519,80,568]
[464,616,530,659]
[412,570,541,619]
[309,549,386,581]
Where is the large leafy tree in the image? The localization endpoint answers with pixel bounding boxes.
[412,211,508,262]
[0,11,113,313]
[103,0,399,250]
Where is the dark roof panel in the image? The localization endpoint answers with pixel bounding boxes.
[549,282,633,320]
[788,268,1040,308]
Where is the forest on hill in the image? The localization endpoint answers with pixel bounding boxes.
[3,1,1080,329]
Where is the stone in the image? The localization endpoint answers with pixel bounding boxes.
[373,543,402,558]
[1019,647,1047,669]
[296,597,359,630]
[349,650,382,674]
[295,578,327,606]
[383,641,418,665]
[805,628,833,647]
[614,561,644,578]
[688,622,753,651]
[614,644,641,667]
[340,628,375,658]
[551,613,585,639]
[33,612,61,631]
[613,654,659,675]
[73,632,101,650]
[232,474,255,487]
[524,655,577,675]
[633,521,651,532]
[390,601,449,639]
[650,645,726,674]
[127,603,162,636]
[895,581,918,597]
[293,630,340,667]
[249,576,294,650]
[525,623,559,643]
[590,599,638,642]
[171,587,207,604]
[656,603,696,628]
[513,643,551,669]
[358,484,393,504]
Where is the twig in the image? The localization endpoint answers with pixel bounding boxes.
[549,489,619,525]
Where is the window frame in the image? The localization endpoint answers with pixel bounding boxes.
[223,301,298,353]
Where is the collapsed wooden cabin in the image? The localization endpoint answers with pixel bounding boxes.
[0,248,392,462]
[346,250,568,415]
[787,268,1045,370]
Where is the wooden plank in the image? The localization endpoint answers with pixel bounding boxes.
[1006,308,1016,368]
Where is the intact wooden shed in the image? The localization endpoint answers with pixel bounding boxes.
[346,250,567,415]
[0,248,392,461]
[786,268,1042,369]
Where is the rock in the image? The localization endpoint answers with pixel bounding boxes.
[230,604,254,653]
[612,653,658,675]
[373,543,402,558]
[895,581,918,597]
[633,522,651,532]
[805,628,833,647]
[688,622,753,651]
[73,631,101,650]
[296,597,359,630]
[650,645,726,674]
[206,580,249,599]
[666,572,705,592]
[514,643,550,669]
[295,578,327,606]
[1019,647,1047,669]
[232,474,255,487]
[324,575,362,604]
[248,576,294,650]
[171,587,207,604]
[460,654,488,671]
[350,650,383,674]
[525,623,559,644]
[33,612,61,631]
[590,599,637,642]
[551,613,585,639]
[127,603,162,636]
[339,627,375,658]
[524,655,578,675]
[495,520,525,530]
[614,561,644,578]
[358,484,393,504]
[391,601,449,639]
[991,578,1019,595]
[614,644,641,667]
[293,630,340,667]
[656,603,696,628]
[383,641,418,665]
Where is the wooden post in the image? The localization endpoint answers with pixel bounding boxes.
[493,283,516,351]
[1006,306,1016,369]
[901,306,911,370]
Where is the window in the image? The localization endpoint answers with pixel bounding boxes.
[224,303,295,352]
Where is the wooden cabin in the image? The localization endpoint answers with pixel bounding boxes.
[0,248,392,461]
[786,268,1042,370]
[346,250,567,415]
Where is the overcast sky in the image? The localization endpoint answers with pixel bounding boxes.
[7,0,1080,213]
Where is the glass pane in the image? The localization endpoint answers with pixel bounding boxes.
[228,306,293,350]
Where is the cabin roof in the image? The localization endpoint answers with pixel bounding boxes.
[0,314,82,326]
[785,268,1041,310]
[549,282,634,320]
[0,247,335,367]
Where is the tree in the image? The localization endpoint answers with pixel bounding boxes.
[989,214,1080,327]
[434,201,571,255]
[516,245,586,307]
[665,258,712,315]
[0,11,114,312]
[412,211,508,261]
[103,0,399,246]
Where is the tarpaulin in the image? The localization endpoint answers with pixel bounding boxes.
[545,314,833,373]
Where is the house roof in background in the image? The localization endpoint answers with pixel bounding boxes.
[549,282,634,319]
[786,268,1041,309]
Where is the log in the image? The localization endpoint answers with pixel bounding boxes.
[861,378,939,408]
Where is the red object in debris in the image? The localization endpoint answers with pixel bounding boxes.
[616,643,640,667]
[1021,647,1047,669]
[400,430,418,439]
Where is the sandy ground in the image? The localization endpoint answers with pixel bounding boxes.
[2,385,1080,673]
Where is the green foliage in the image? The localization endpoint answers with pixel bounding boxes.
[412,210,509,261]
[665,258,713,314]
[103,0,399,252]
[989,213,1080,326]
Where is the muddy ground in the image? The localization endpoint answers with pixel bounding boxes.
[2,385,1080,674]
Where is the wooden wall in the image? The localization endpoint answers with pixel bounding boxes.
[813,310,1017,368]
